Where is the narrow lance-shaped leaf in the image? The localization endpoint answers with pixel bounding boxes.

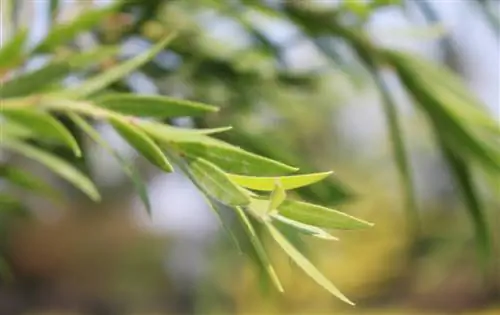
[138,120,232,141]
[278,199,373,230]
[265,221,354,305]
[183,156,250,206]
[34,4,119,53]
[0,47,121,98]
[0,165,61,201]
[235,206,284,292]
[108,116,173,173]
[271,214,338,241]
[0,138,100,202]
[1,108,81,156]
[228,171,332,191]
[171,136,298,176]
[68,113,151,214]
[65,34,177,99]
[93,94,219,118]
[0,28,28,72]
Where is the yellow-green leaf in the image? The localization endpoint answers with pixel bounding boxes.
[109,117,173,173]
[1,108,81,156]
[265,222,353,305]
[94,94,219,118]
[227,171,332,191]
[184,156,250,206]
[0,29,28,71]
[271,214,338,241]
[1,139,100,202]
[268,181,286,212]
[235,206,284,292]
[278,199,373,230]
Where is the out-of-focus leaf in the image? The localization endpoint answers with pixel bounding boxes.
[0,29,28,71]
[69,113,151,214]
[1,108,81,156]
[65,34,177,98]
[108,116,173,173]
[0,120,37,140]
[234,206,284,292]
[0,47,121,98]
[439,137,492,270]
[1,138,100,202]
[184,156,250,206]
[0,63,70,98]
[227,171,332,191]
[34,4,118,53]
[386,51,500,173]
[94,94,219,118]
[278,199,373,230]
[0,194,27,213]
[265,221,353,305]
[0,165,60,200]
[271,214,338,241]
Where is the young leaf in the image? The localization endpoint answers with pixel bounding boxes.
[0,29,28,71]
[234,206,284,292]
[34,4,119,53]
[1,108,81,156]
[278,199,373,230]
[108,117,173,173]
[271,214,339,241]
[183,156,250,206]
[138,120,232,141]
[265,222,353,305]
[227,171,333,191]
[0,165,61,200]
[268,181,286,212]
[1,138,100,202]
[94,94,219,118]
[65,34,177,99]
[69,113,151,214]
[0,120,37,140]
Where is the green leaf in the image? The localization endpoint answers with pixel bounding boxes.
[0,62,71,98]
[1,138,100,202]
[0,48,120,98]
[268,181,286,212]
[108,117,173,173]
[0,120,37,140]
[138,120,232,141]
[94,94,219,118]
[69,113,151,214]
[1,108,81,156]
[0,165,60,200]
[278,199,373,230]
[227,171,332,191]
[439,137,492,271]
[65,34,177,99]
[0,28,28,71]
[271,214,338,241]
[34,4,118,53]
[167,136,298,176]
[235,206,284,292]
[183,156,250,206]
[265,222,353,305]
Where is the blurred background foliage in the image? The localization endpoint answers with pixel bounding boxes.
[0,0,499,314]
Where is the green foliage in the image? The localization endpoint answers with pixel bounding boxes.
[0,9,372,305]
